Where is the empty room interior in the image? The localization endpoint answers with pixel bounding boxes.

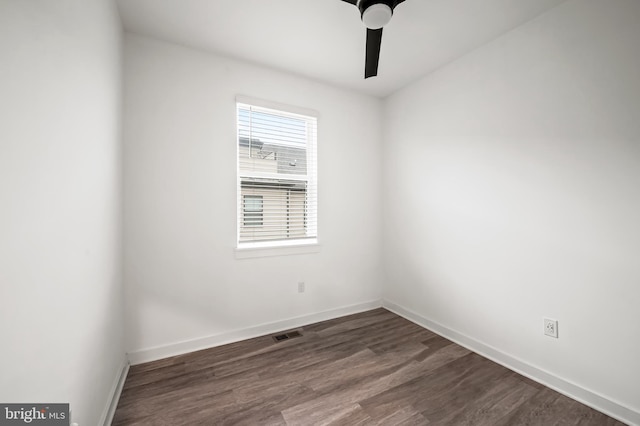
[2,0,640,424]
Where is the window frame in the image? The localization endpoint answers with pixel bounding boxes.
[235,96,319,256]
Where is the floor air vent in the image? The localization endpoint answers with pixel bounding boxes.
[272,330,303,342]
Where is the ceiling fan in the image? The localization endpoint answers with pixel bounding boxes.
[340,0,407,78]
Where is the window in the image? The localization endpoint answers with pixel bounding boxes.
[243,195,263,226]
[236,97,318,247]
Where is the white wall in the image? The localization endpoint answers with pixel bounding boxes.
[383,0,640,421]
[0,1,124,425]
[123,34,383,357]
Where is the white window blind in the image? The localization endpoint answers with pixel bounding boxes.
[236,98,318,246]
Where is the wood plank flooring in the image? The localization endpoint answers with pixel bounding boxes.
[113,309,625,425]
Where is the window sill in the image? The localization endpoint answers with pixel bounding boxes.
[235,239,320,259]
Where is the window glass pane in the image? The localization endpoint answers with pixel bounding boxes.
[243,195,263,227]
[244,195,263,212]
[237,101,317,245]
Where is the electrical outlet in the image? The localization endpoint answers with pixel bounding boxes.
[544,318,558,338]
[298,282,305,293]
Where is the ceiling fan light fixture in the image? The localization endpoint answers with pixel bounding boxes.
[362,3,392,29]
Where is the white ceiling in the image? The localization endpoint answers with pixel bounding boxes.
[115,0,567,98]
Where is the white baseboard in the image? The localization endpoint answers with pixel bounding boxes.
[127,299,383,365]
[382,300,639,426]
[100,356,129,426]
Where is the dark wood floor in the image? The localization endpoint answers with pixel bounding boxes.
[113,309,625,425]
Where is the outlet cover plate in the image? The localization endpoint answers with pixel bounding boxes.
[544,318,558,338]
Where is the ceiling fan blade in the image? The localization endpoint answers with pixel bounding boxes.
[365,28,383,78]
